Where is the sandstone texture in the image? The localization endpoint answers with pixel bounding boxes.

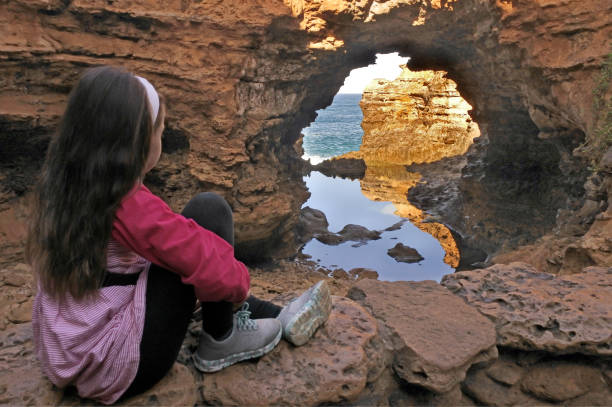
[1,0,610,264]
[348,279,497,393]
[442,262,612,356]
[342,66,479,166]
[0,263,34,330]
[462,349,612,406]
[201,296,385,406]
[2,260,612,406]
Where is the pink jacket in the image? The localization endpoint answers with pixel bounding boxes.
[33,184,250,404]
[112,184,250,303]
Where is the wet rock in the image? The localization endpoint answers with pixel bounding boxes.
[387,243,424,263]
[329,268,350,280]
[441,263,612,356]
[315,232,345,245]
[338,224,381,242]
[316,224,381,246]
[201,296,385,406]
[348,268,379,280]
[312,158,366,180]
[348,279,497,393]
[385,220,406,232]
[520,362,605,403]
[297,207,330,244]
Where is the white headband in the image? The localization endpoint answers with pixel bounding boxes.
[135,75,159,125]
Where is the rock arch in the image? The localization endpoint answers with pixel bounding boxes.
[1,0,609,264]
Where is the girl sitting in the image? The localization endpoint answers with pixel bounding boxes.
[28,65,331,404]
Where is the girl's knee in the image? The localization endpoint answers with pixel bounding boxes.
[182,192,234,245]
[191,192,232,218]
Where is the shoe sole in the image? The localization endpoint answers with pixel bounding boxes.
[192,327,282,373]
[284,280,332,346]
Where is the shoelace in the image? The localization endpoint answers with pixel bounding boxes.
[235,303,258,331]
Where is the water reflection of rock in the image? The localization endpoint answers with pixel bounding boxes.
[359,165,460,268]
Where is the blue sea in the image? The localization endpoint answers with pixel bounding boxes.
[300,93,456,282]
[302,94,364,163]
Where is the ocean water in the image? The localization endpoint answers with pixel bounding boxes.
[302,93,364,164]
[300,94,455,282]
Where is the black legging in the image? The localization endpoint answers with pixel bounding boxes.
[121,192,281,399]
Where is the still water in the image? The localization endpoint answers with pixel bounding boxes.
[301,171,454,282]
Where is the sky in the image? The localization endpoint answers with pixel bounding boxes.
[338,52,409,94]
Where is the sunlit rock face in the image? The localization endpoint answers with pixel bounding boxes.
[345,67,479,165]
[1,0,610,263]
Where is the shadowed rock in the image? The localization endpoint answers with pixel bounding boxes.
[316,224,381,246]
[387,243,424,263]
[441,263,612,356]
[312,158,366,180]
[348,279,497,394]
[297,206,330,244]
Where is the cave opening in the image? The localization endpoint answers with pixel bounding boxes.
[297,52,477,282]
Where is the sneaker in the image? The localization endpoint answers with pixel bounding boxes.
[193,303,282,373]
[277,280,332,346]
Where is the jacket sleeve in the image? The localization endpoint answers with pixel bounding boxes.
[111,184,250,303]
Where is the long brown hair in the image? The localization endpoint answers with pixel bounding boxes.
[27,66,164,299]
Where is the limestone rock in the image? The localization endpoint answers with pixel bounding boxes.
[442,263,612,356]
[312,158,366,179]
[316,224,381,246]
[201,296,385,406]
[348,279,497,393]
[1,264,34,328]
[485,359,524,386]
[348,268,379,280]
[462,366,546,407]
[520,362,605,403]
[0,324,63,406]
[117,364,197,407]
[341,67,479,166]
[3,0,611,264]
[387,243,424,263]
[297,206,330,244]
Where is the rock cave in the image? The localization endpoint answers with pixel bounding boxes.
[1,0,610,405]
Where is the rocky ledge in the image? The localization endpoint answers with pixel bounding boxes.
[1,261,610,406]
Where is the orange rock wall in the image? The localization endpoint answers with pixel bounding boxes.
[349,67,479,165]
[1,0,610,261]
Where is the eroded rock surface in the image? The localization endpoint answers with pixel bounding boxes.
[201,296,385,406]
[442,263,612,356]
[2,0,610,263]
[342,66,479,166]
[462,348,612,406]
[348,279,497,393]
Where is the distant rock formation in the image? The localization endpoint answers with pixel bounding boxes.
[341,66,479,166]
